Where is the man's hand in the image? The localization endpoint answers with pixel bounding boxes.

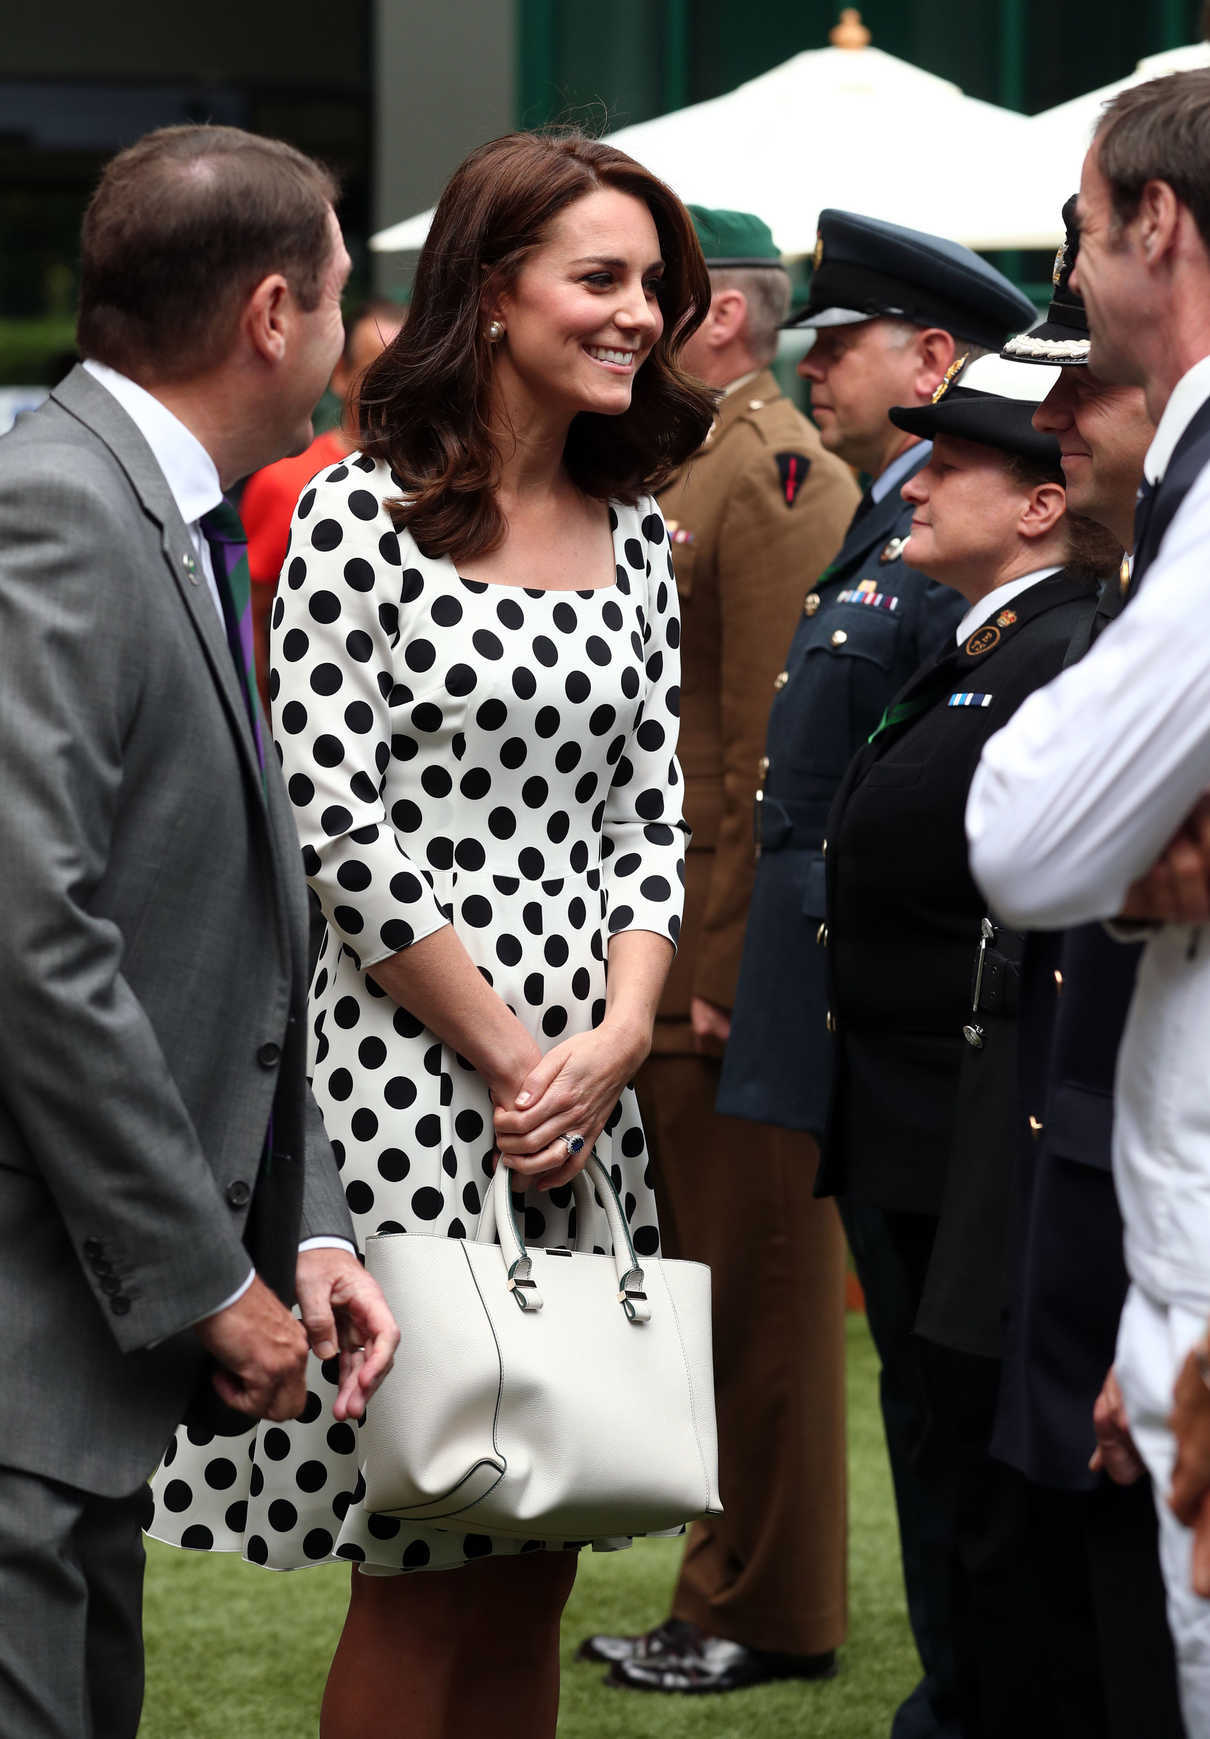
[1119,794,1210,923]
[295,1247,400,1422]
[1170,1335,1210,1597]
[194,1275,309,1422]
[690,996,731,1058]
[1090,1365,1145,1485]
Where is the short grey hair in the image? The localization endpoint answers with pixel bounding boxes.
[708,265,792,366]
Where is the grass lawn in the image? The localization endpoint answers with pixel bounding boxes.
[140,1313,916,1736]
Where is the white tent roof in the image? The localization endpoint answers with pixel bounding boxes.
[370,39,1210,262]
[370,43,1038,257]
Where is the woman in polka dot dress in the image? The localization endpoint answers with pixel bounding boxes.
[148,131,714,1737]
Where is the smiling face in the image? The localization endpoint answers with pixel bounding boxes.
[900,433,1058,598]
[489,187,665,425]
[1071,148,1150,387]
[1032,365,1152,546]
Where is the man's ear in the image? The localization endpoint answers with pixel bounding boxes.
[1020,480,1067,540]
[708,288,747,349]
[913,327,957,401]
[244,274,290,363]
[1137,178,1181,267]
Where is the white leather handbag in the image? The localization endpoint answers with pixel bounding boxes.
[360,1153,722,1540]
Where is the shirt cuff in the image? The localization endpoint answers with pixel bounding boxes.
[298,1237,357,1256]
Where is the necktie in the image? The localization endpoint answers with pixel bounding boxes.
[1132,475,1157,564]
[200,499,265,780]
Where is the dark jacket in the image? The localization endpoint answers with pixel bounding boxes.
[717,452,965,1135]
[989,922,1140,1488]
[816,567,1100,1211]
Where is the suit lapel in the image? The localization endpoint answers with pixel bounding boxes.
[52,367,267,809]
[827,449,929,587]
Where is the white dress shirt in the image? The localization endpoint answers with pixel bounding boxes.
[966,353,1210,1311]
[953,567,1060,646]
[83,361,353,1310]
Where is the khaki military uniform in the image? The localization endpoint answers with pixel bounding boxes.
[636,368,859,1655]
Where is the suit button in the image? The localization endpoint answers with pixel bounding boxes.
[773,670,788,690]
[110,1296,131,1316]
[804,593,821,616]
[83,1238,103,1260]
[226,1179,252,1209]
[257,1041,282,1068]
[830,629,848,646]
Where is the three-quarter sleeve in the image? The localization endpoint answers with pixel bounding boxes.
[601,499,690,949]
[269,458,450,968]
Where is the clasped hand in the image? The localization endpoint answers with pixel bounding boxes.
[1119,793,1210,923]
[492,1022,646,1191]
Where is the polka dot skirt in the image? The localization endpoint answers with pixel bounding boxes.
[147,456,687,1573]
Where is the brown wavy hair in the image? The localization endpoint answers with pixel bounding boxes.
[358,130,715,563]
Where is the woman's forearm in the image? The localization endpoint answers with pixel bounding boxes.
[368,926,538,1093]
[602,929,675,1073]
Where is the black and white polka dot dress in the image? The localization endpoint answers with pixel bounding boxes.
[147,454,687,1573]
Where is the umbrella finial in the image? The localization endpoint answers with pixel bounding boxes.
[830,8,871,48]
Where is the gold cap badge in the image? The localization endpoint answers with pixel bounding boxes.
[1052,237,1069,289]
[931,352,969,404]
[812,230,824,271]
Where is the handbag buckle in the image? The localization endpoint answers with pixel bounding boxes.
[618,1274,651,1324]
[507,1274,542,1312]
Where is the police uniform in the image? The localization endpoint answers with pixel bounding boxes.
[589,208,860,1688]
[712,220,1036,1739]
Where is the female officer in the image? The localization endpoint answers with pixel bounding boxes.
[817,351,1118,1735]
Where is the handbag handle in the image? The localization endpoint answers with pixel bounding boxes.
[476,1153,650,1322]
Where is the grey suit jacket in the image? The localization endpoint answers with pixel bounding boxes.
[0,366,353,1497]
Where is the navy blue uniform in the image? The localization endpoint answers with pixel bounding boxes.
[717,453,965,1134]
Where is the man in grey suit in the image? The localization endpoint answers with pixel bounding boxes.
[0,125,398,1739]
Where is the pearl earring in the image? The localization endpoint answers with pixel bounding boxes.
[488,319,505,343]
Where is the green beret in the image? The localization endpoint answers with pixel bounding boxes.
[687,205,782,267]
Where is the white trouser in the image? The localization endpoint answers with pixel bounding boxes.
[1116,1283,1210,1736]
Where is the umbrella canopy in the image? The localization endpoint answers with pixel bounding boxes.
[1026,42,1210,189]
[370,40,1040,258]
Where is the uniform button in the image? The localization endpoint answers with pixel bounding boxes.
[831,629,848,647]
[257,1041,282,1068]
[747,398,765,411]
[226,1179,252,1209]
[821,838,828,858]
[825,1010,836,1033]
[110,1296,131,1316]
[83,1238,103,1260]
[773,670,789,690]
[758,755,770,775]
[816,922,828,946]
[1028,1115,1044,1138]
[804,592,821,615]
[1053,970,1063,992]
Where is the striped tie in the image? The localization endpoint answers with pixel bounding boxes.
[201,498,265,780]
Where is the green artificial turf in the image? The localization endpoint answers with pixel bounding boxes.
[140,1314,917,1736]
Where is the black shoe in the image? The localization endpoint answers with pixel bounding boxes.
[606,1635,838,1694]
[575,1617,700,1666]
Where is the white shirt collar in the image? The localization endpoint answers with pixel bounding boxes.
[719,370,762,400]
[954,567,1061,645]
[1144,353,1210,484]
[82,359,223,529]
[872,439,930,504]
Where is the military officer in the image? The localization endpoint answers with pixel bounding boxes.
[578,207,860,1694]
[716,211,1035,1739]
